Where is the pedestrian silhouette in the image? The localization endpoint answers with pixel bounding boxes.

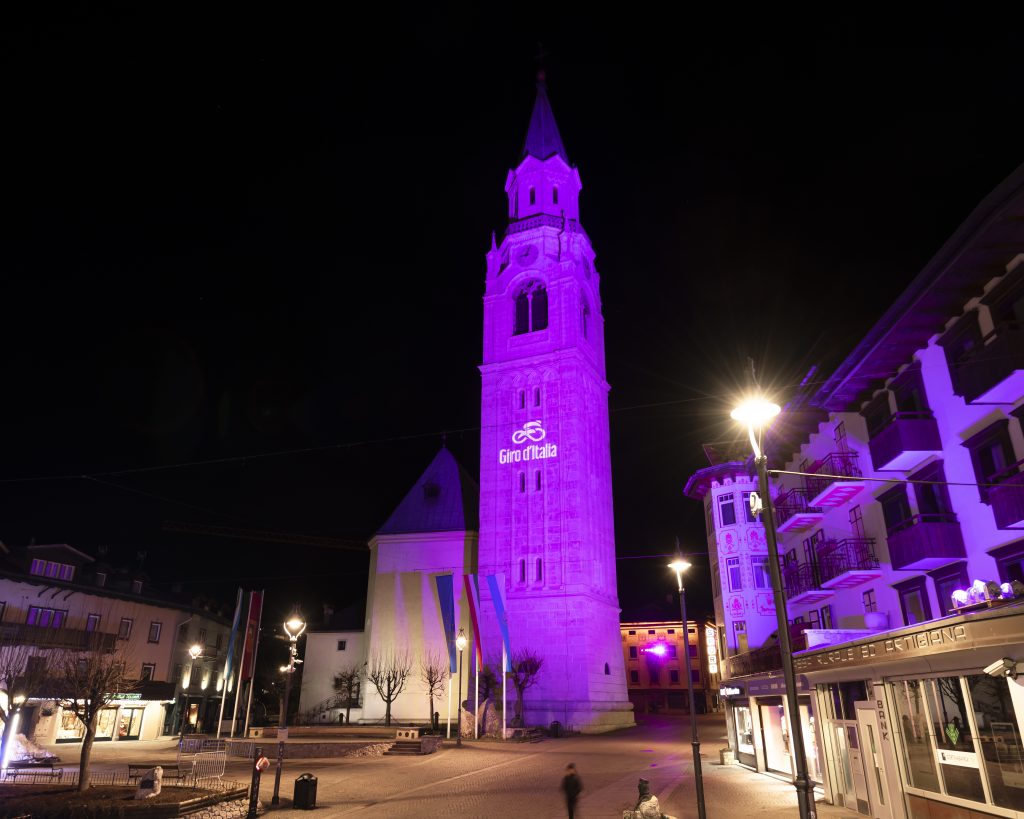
[561,762,582,818]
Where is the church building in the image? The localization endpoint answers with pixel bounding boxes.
[300,77,634,734]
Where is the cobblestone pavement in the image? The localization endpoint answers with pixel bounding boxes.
[45,716,862,819]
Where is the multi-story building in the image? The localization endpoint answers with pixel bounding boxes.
[687,161,1024,819]
[620,619,720,715]
[0,542,231,745]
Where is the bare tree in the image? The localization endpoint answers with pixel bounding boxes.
[367,648,412,727]
[418,651,447,730]
[56,634,137,791]
[0,636,53,762]
[333,662,365,725]
[509,649,543,728]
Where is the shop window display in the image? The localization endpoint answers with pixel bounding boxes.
[926,675,985,803]
[735,705,755,756]
[965,675,1024,811]
[57,709,85,742]
[760,700,793,775]
[891,679,940,792]
[95,707,118,741]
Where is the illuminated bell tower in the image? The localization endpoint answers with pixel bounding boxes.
[477,76,634,732]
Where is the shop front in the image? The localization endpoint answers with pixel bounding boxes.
[38,682,177,745]
[719,675,823,785]
[794,600,1024,819]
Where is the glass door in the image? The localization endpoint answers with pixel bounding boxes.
[856,702,894,819]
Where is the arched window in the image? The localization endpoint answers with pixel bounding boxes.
[529,187,536,206]
[519,559,526,583]
[536,557,543,582]
[512,283,549,335]
[535,470,542,491]
[519,472,526,493]
[552,186,559,205]
[604,662,611,675]
[518,390,525,409]
[534,387,541,407]
[582,302,590,339]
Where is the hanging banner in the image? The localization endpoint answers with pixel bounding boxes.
[434,574,457,673]
[239,590,264,681]
[486,574,512,672]
[463,575,483,666]
[223,588,244,684]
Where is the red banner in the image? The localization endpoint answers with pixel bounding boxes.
[239,590,264,681]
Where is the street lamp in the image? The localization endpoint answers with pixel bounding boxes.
[669,557,706,819]
[272,610,306,806]
[731,396,816,819]
[455,628,467,748]
[180,643,203,739]
[1,695,27,771]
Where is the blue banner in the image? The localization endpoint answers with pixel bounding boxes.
[223,587,244,683]
[434,574,457,673]
[486,574,512,672]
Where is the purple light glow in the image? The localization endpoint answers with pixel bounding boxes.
[646,643,667,657]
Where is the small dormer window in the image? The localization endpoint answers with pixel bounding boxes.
[30,558,45,576]
[552,186,558,205]
[529,187,536,206]
[132,579,143,594]
[96,572,107,588]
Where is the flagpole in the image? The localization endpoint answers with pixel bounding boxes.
[501,643,507,741]
[446,674,452,738]
[217,588,244,739]
[229,592,255,738]
[243,591,265,738]
[474,655,479,739]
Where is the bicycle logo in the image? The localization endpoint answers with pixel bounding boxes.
[511,420,546,444]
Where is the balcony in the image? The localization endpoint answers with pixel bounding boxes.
[774,488,824,533]
[806,451,866,507]
[990,461,1024,530]
[953,322,1024,404]
[886,514,966,570]
[819,537,883,589]
[783,563,836,606]
[726,644,781,678]
[0,623,118,651]
[869,413,942,472]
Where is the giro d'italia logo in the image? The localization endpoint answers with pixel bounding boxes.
[501,421,558,464]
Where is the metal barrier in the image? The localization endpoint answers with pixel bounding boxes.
[192,750,228,785]
[225,739,255,759]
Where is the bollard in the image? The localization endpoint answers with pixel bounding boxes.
[271,739,285,805]
[248,746,270,819]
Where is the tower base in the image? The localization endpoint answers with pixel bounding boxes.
[521,698,635,734]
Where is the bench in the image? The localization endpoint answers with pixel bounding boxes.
[511,727,545,743]
[3,762,62,782]
[129,762,193,786]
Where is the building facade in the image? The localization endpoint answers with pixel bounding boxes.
[687,163,1024,819]
[621,619,720,715]
[0,543,230,746]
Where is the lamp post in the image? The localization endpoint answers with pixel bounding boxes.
[272,610,306,806]
[455,628,467,748]
[179,643,203,740]
[731,397,816,819]
[1,694,26,771]
[669,557,706,819]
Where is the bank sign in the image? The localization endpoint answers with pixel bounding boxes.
[500,421,559,464]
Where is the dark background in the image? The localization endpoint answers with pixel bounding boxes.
[3,5,1024,625]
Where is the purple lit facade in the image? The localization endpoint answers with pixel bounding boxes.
[476,80,634,732]
[687,166,1024,818]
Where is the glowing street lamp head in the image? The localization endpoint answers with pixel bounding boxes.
[730,397,781,428]
[648,643,667,657]
[456,628,468,651]
[668,558,691,575]
[284,612,307,640]
[188,644,203,660]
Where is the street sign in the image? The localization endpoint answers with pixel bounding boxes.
[255,756,270,771]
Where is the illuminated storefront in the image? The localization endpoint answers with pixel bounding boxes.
[41,683,176,744]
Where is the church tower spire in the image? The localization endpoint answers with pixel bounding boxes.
[477,78,634,733]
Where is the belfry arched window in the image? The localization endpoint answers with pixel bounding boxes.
[513,282,549,335]
[581,301,590,339]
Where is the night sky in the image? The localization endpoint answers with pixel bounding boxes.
[4,6,1024,625]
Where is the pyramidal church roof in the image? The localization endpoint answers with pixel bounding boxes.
[376,447,479,536]
[521,74,569,163]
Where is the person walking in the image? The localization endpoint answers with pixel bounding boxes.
[561,762,583,818]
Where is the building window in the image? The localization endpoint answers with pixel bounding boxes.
[519,472,526,493]
[536,557,542,581]
[879,485,913,532]
[513,283,549,335]
[604,662,610,675]
[938,311,984,396]
[86,613,100,632]
[27,606,67,628]
[534,387,541,407]
[990,540,1024,585]
[963,420,1019,503]
[820,605,834,629]
[862,589,877,613]
[629,646,637,658]
[177,623,189,644]
[849,505,865,538]
[518,390,525,409]
[751,556,770,589]
[894,576,932,626]
[132,579,143,594]
[519,559,526,583]
[911,460,956,520]
[552,186,558,205]
[95,572,107,587]
[119,618,133,640]
[668,645,677,658]
[141,663,156,681]
[29,558,45,576]
[529,187,535,206]
[929,562,969,615]
[648,629,656,635]
[628,630,636,635]
[670,670,680,684]
[834,420,850,451]
[630,670,639,684]
[667,629,675,634]
[337,640,347,651]
[689,644,699,657]
[198,628,207,645]
[718,493,736,526]
[148,622,162,643]
[741,491,756,523]
[535,471,542,491]
[726,557,742,591]
[216,632,224,650]
[581,302,589,339]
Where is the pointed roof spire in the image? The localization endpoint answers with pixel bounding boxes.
[521,72,569,164]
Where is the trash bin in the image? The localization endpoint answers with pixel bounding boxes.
[294,773,317,809]
[549,720,562,738]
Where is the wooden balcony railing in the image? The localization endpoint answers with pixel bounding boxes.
[886,513,966,571]
[953,322,1024,404]
[818,538,880,584]
[0,623,118,651]
[990,461,1024,530]
[868,412,942,472]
